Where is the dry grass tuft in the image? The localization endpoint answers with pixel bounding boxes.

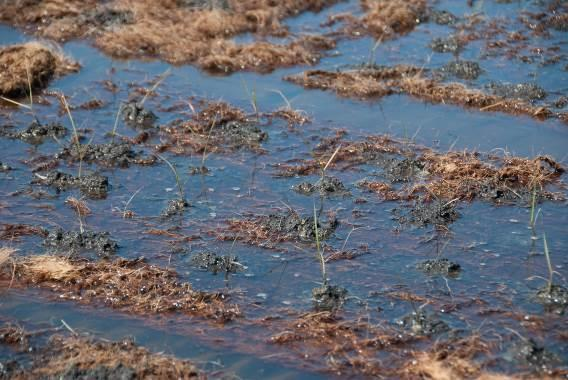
[0,224,47,241]
[13,255,240,322]
[0,42,79,98]
[0,1,339,72]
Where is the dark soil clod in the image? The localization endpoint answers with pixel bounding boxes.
[261,211,338,242]
[488,82,547,101]
[399,311,450,336]
[219,120,268,147]
[416,258,461,277]
[535,284,568,315]
[430,10,458,25]
[33,170,109,199]
[509,338,560,372]
[442,60,483,80]
[312,283,347,312]
[191,252,243,274]
[0,161,11,172]
[1,120,67,145]
[57,142,155,167]
[44,228,118,257]
[162,198,190,217]
[384,158,425,183]
[395,198,460,228]
[122,101,158,129]
[293,176,349,196]
[430,36,462,54]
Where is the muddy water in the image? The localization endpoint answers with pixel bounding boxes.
[1,1,568,378]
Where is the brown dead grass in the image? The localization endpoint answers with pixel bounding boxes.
[0,1,339,72]
[7,332,203,379]
[0,42,79,98]
[358,180,405,201]
[12,255,240,322]
[285,67,568,123]
[0,224,48,241]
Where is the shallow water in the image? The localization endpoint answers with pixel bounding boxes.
[1,1,567,377]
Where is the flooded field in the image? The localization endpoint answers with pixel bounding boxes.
[0,1,567,378]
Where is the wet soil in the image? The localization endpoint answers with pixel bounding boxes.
[162,198,190,217]
[33,171,109,199]
[394,198,460,228]
[44,229,118,257]
[0,120,67,145]
[121,101,157,129]
[191,252,243,274]
[56,142,156,167]
[430,35,462,54]
[293,175,349,196]
[0,161,11,172]
[442,60,483,80]
[535,284,568,315]
[509,338,561,373]
[398,310,450,336]
[416,258,461,277]
[311,283,347,312]
[488,82,547,102]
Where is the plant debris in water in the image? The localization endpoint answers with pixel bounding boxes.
[33,171,109,199]
[122,101,158,129]
[509,338,561,373]
[0,42,79,98]
[191,252,243,274]
[430,35,462,54]
[416,258,461,277]
[0,120,67,145]
[0,324,204,379]
[535,284,568,315]
[293,176,349,196]
[57,142,156,167]
[44,229,118,257]
[441,60,483,80]
[5,255,239,321]
[227,210,338,246]
[312,283,347,312]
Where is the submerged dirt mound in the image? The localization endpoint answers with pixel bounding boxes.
[0,1,339,73]
[0,42,79,98]
[191,252,243,274]
[0,120,67,145]
[33,171,109,199]
[285,66,568,123]
[0,325,203,379]
[44,229,118,257]
[294,175,349,196]
[57,142,156,167]
[226,210,338,247]
[7,255,239,322]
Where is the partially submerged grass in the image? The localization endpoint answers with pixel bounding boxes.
[0,42,79,98]
[285,66,568,123]
[0,324,204,379]
[8,255,240,322]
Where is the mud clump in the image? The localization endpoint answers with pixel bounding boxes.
[430,36,462,54]
[488,82,547,101]
[509,338,560,373]
[162,199,190,217]
[395,198,459,228]
[9,255,239,321]
[0,120,67,144]
[0,42,79,98]
[44,229,118,257]
[535,284,568,315]
[442,60,482,80]
[385,158,425,182]
[399,311,449,336]
[429,10,458,25]
[57,142,155,167]
[417,258,461,277]
[294,176,349,196]
[122,101,157,129]
[33,171,109,199]
[219,121,267,147]
[191,252,242,274]
[0,161,11,172]
[312,283,347,312]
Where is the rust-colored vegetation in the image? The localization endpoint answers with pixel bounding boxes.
[5,255,240,322]
[0,42,79,98]
[285,66,568,123]
[0,0,339,73]
[1,324,204,379]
